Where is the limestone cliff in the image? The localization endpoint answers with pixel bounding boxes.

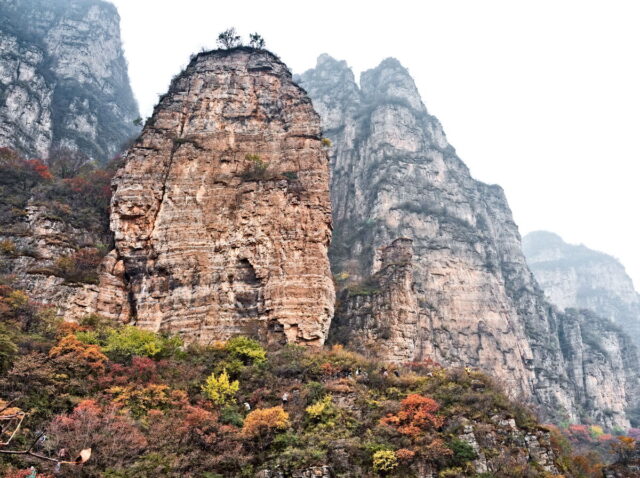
[298,54,638,428]
[97,48,334,346]
[524,230,640,348]
[0,0,139,161]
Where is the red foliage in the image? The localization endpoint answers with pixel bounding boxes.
[404,358,442,372]
[25,158,53,180]
[47,400,147,472]
[381,394,444,436]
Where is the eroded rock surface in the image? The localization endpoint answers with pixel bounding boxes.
[102,48,334,346]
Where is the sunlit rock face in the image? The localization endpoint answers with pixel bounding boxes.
[0,0,139,160]
[101,48,334,347]
[298,55,639,427]
[524,230,640,348]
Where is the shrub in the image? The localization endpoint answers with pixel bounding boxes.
[241,406,289,437]
[108,384,173,417]
[202,369,239,406]
[220,405,244,427]
[45,400,147,474]
[225,336,266,365]
[243,154,268,180]
[448,437,477,465]
[372,449,398,473]
[381,394,444,436]
[0,239,16,255]
[49,334,108,374]
[0,324,17,372]
[610,436,636,464]
[103,326,183,362]
[305,395,333,420]
[54,247,103,284]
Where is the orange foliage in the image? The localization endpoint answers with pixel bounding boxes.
[241,406,289,437]
[381,394,444,436]
[49,334,108,373]
[395,448,416,462]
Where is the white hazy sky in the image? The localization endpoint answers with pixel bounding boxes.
[111,0,640,288]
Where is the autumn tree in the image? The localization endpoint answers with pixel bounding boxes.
[202,369,239,406]
[45,400,146,473]
[381,394,444,436]
[241,406,289,438]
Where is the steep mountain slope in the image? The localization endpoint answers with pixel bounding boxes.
[0,0,139,160]
[524,231,640,348]
[298,54,640,428]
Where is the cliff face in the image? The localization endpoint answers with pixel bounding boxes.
[97,48,334,346]
[298,55,638,428]
[524,231,640,348]
[0,0,139,161]
[558,309,640,428]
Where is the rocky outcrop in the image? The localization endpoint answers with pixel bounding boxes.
[330,238,421,362]
[298,54,638,428]
[95,48,334,346]
[524,230,640,348]
[0,0,139,160]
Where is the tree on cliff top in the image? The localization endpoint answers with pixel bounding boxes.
[217,28,242,49]
[249,33,265,49]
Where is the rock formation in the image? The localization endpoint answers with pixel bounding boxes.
[0,0,139,161]
[524,230,640,348]
[298,54,639,428]
[99,48,334,346]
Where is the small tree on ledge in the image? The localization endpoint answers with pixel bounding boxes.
[217,28,242,49]
[249,33,265,49]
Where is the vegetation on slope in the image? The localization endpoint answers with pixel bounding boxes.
[2,283,637,477]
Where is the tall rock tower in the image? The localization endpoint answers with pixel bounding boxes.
[104,48,334,346]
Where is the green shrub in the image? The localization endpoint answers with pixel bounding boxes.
[103,326,183,362]
[243,154,268,180]
[0,324,17,372]
[448,437,477,465]
[220,405,244,426]
[225,336,266,365]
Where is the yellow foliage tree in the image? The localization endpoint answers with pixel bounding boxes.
[372,449,398,473]
[241,406,289,437]
[201,369,239,406]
